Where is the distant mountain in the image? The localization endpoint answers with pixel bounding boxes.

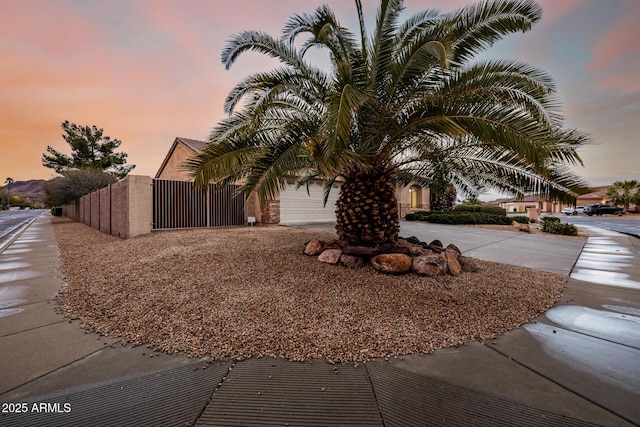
[1,180,47,201]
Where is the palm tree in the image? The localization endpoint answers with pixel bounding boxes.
[188,0,589,246]
[4,177,14,208]
[606,180,640,212]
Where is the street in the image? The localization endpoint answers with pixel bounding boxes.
[559,214,640,238]
[0,210,45,242]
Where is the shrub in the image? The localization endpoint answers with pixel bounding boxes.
[51,207,63,216]
[542,215,561,223]
[425,212,512,225]
[405,211,431,221]
[543,222,578,236]
[541,216,560,232]
[479,205,507,216]
[452,204,506,216]
[453,204,480,213]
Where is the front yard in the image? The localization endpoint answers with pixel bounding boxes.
[53,218,567,363]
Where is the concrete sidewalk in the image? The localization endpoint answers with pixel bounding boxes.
[1,216,638,426]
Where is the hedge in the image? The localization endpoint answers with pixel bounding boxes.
[543,221,578,236]
[422,212,513,225]
[453,204,506,216]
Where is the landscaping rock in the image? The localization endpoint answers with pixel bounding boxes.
[340,254,365,269]
[459,256,480,273]
[409,246,432,256]
[378,244,411,255]
[370,253,412,274]
[404,236,422,245]
[324,239,348,250]
[512,221,530,233]
[441,251,462,276]
[445,243,461,257]
[304,240,324,256]
[429,239,443,248]
[343,245,377,257]
[318,249,342,264]
[412,253,447,276]
[396,238,425,252]
[428,244,444,253]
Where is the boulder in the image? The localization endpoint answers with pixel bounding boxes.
[429,239,443,248]
[512,221,530,233]
[404,236,422,245]
[409,246,432,256]
[324,239,348,250]
[412,253,447,276]
[396,239,425,253]
[318,249,342,264]
[340,254,365,269]
[428,244,444,253]
[343,246,377,257]
[377,244,411,255]
[304,240,324,256]
[441,251,462,276]
[445,243,461,258]
[459,256,480,273]
[370,254,412,274]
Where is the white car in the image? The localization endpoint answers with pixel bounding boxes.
[575,206,585,214]
[561,207,577,215]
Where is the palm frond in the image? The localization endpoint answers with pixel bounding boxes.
[443,0,542,65]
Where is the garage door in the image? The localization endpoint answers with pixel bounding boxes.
[279,180,341,224]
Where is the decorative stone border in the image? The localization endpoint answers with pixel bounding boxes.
[303,236,479,276]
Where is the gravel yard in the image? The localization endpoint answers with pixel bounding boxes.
[54,218,567,363]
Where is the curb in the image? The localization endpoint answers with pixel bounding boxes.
[0,214,43,254]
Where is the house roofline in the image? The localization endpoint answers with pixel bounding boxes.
[154,137,205,179]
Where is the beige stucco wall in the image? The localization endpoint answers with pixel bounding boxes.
[90,191,100,230]
[397,185,430,218]
[157,143,197,181]
[99,186,111,234]
[63,175,152,239]
[127,175,152,238]
[110,178,129,238]
[82,195,91,227]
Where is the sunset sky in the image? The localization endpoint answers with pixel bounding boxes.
[2,0,638,200]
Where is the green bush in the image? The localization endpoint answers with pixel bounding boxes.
[511,215,530,224]
[425,212,512,225]
[452,204,506,216]
[405,211,431,221]
[479,205,506,216]
[51,207,62,217]
[541,216,560,232]
[453,204,480,213]
[542,216,561,223]
[543,221,578,236]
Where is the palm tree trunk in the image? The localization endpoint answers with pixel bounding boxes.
[335,170,399,246]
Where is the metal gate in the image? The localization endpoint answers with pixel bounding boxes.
[152,179,245,230]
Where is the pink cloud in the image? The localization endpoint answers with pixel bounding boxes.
[587,0,640,92]
[537,0,585,24]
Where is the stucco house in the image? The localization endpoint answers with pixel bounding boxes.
[493,194,569,214]
[576,186,610,207]
[156,137,430,225]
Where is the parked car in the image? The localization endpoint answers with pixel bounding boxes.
[575,206,585,214]
[561,207,577,215]
[584,204,623,216]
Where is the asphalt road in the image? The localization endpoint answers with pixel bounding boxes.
[0,209,45,242]
[558,214,640,238]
